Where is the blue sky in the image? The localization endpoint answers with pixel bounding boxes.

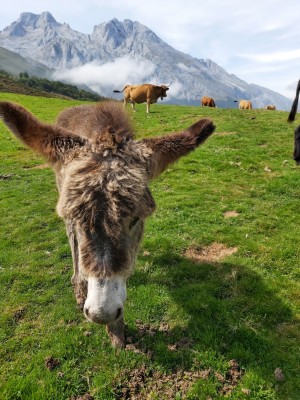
[1,0,299,99]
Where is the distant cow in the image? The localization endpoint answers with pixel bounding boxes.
[238,100,252,110]
[287,79,300,164]
[265,105,276,110]
[113,84,170,113]
[201,96,216,107]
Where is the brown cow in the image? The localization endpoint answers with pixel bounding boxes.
[113,83,170,113]
[0,100,215,348]
[201,96,216,107]
[265,105,276,110]
[239,100,252,110]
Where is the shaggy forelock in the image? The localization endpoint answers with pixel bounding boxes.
[56,101,134,145]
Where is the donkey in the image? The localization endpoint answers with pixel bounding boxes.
[0,100,215,347]
[288,79,300,164]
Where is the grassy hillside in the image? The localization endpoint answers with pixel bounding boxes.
[0,70,65,98]
[0,93,299,399]
[0,70,105,101]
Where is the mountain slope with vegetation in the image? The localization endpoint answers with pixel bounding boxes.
[0,70,106,101]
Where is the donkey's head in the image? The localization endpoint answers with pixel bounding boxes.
[0,100,215,347]
[55,139,156,326]
[58,159,156,322]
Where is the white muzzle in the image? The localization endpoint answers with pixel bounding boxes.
[84,275,127,324]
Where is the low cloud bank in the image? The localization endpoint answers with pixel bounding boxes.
[53,56,156,94]
[52,55,183,100]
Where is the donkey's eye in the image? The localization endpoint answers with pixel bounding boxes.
[129,217,140,230]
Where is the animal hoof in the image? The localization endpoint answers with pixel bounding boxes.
[110,333,125,349]
[106,317,125,348]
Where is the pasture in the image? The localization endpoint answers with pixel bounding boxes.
[0,93,300,399]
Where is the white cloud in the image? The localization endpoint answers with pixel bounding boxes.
[53,56,156,94]
[162,81,182,99]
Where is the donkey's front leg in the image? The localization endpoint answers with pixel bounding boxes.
[106,316,125,348]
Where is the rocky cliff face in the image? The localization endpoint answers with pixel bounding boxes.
[0,12,291,109]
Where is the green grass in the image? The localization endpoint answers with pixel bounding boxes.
[0,94,300,399]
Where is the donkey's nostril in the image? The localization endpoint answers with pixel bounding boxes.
[84,307,90,318]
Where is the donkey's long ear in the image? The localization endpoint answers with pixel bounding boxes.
[141,118,215,179]
[0,102,87,162]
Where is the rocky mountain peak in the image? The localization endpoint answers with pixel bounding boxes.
[91,18,161,48]
[4,12,58,37]
[36,11,58,27]
[92,18,127,47]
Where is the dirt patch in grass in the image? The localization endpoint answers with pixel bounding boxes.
[0,174,14,180]
[223,210,239,218]
[125,320,172,357]
[70,395,94,400]
[167,337,194,351]
[115,366,209,399]
[125,320,195,357]
[184,242,238,263]
[12,307,26,322]
[122,322,244,397]
[114,359,244,399]
[220,359,244,395]
[44,356,60,370]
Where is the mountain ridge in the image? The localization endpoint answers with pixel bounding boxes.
[0,12,291,110]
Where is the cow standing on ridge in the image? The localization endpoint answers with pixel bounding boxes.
[113,84,170,113]
[234,100,253,110]
[201,96,216,107]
